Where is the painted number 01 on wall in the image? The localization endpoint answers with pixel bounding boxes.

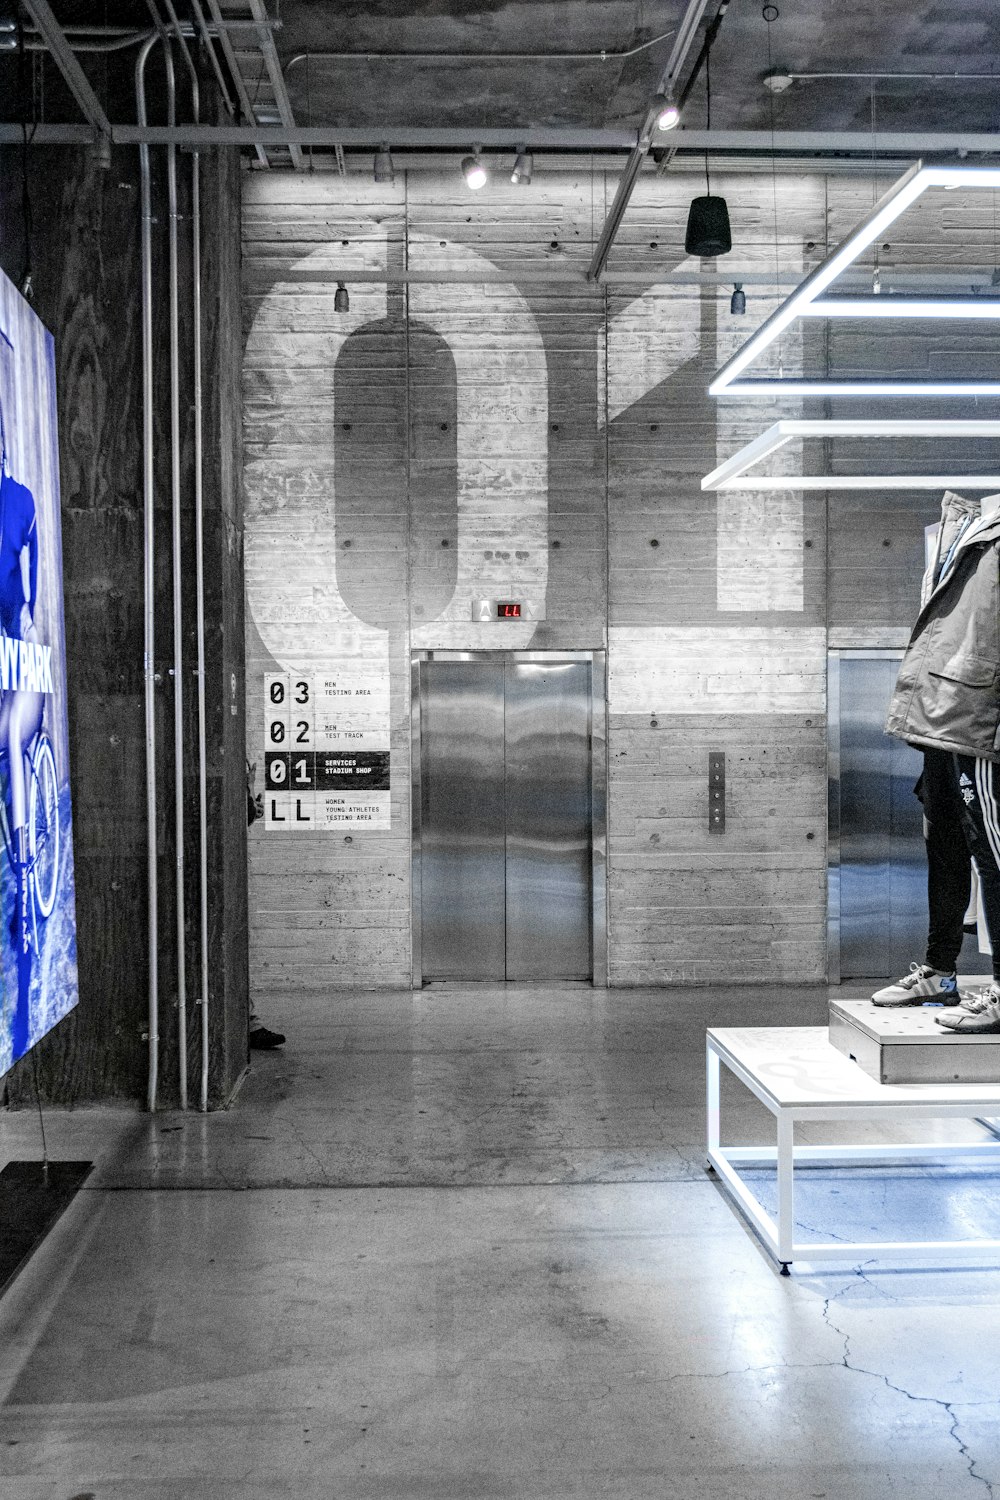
[263,671,391,831]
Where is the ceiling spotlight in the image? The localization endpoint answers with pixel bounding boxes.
[656,91,681,131]
[763,69,794,93]
[730,282,746,315]
[511,148,533,186]
[374,142,394,185]
[462,152,488,190]
[334,282,350,314]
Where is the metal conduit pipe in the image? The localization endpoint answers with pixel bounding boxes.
[159,0,210,1114]
[135,31,163,1113]
[17,31,153,52]
[193,100,208,1116]
[283,30,677,69]
[160,38,189,1113]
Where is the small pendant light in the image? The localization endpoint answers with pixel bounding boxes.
[684,39,731,258]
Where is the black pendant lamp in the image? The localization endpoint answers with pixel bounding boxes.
[686,194,731,257]
[685,36,731,258]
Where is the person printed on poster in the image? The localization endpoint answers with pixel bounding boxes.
[0,277,79,1080]
[0,331,43,1058]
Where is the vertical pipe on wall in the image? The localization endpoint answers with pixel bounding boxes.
[160,0,211,1113]
[164,42,188,1111]
[192,108,210,1117]
[136,33,161,1112]
[193,158,210,1113]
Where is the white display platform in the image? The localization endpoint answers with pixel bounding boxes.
[707,1025,1000,1272]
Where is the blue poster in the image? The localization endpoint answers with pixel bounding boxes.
[0,270,78,1075]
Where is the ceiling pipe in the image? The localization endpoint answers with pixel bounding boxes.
[768,69,1000,86]
[283,28,677,69]
[18,18,275,35]
[587,0,729,281]
[15,30,152,52]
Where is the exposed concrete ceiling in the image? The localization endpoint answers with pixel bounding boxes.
[277,1,683,131]
[3,0,999,157]
[273,0,1000,137]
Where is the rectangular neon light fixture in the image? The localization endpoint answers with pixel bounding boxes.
[805,298,1000,319]
[702,419,1000,491]
[709,164,1000,399]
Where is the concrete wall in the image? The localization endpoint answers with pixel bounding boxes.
[243,166,987,996]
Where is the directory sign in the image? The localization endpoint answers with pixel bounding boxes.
[263,670,391,830]
[0,269,79,1076]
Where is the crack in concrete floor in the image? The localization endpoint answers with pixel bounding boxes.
[822,1274,999,1498]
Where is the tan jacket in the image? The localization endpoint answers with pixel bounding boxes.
[885,491,1000,762]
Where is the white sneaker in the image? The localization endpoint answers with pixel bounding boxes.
[871,963,959,1007]
[936,984,1000,1033]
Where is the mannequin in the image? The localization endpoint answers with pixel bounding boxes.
[874,490,1000,1032]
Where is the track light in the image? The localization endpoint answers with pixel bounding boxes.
[462,152,488,190]
[373,142,394,185]
[730,282,746,315]
[656,91,681,131]
[334,282,349,314]
[511,148,533,186]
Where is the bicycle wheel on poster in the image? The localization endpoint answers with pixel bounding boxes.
[29,734,59,920]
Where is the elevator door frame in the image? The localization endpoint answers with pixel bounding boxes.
[828,648,904,984]
[411,650,607,988]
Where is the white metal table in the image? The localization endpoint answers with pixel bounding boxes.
[707,1026,1000,1272]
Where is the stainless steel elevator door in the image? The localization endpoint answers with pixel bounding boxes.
[837,657,925,977]
[420,659,506,980]
[831,652,991,979]
[505,661,592,980]
[419,656,593,981]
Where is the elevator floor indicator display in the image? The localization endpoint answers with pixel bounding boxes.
[263,671,390,830]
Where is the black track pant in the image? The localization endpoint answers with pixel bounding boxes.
[920,746,1000,981]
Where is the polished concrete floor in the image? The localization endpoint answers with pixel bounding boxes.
[2,983,1000,1498]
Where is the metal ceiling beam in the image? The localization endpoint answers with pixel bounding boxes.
[2,124,1000,154]
[586,0,715,282]
[111,127,1000,152]
[243,266,1000,290]
[93,124,642,148]
[22,0,112,141]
